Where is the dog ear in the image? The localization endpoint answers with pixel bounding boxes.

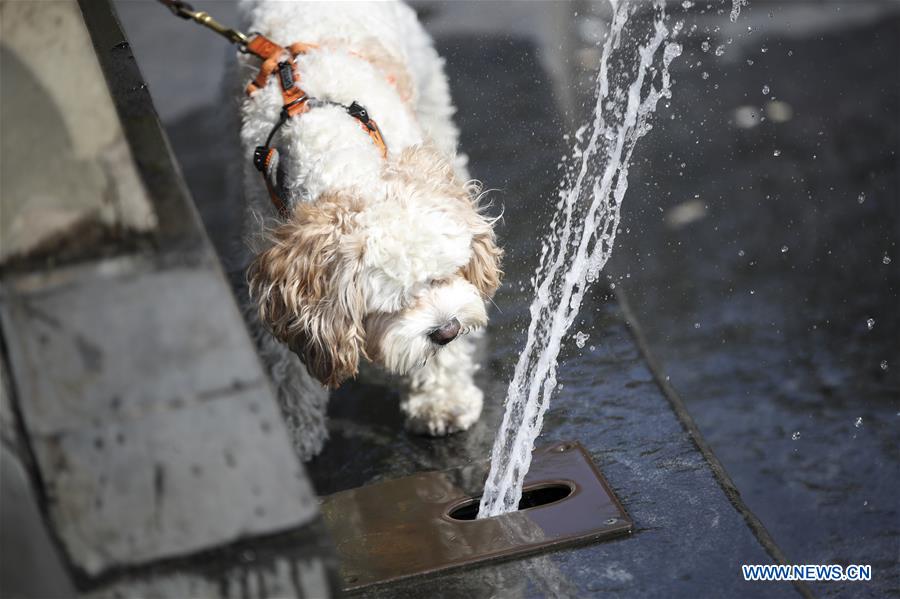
[248,195,366,388]
[461,220,503,299]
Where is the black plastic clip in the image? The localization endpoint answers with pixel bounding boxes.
[278,61,294,90]
[253,146,270,172]
[347,101,373,130]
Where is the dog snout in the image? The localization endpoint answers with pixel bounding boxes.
[429,318,461,345]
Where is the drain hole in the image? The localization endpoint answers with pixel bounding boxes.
[447,483,574,521]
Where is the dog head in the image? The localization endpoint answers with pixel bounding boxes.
[249,146,502,388]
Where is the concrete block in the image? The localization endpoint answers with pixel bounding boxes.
[83,555,333,599]
[1,256,318,576]
[2,258,262,435]
[32,388,314,576]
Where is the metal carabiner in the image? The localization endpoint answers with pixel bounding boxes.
[157,0,250,48]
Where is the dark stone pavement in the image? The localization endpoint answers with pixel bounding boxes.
[606,5,900,597]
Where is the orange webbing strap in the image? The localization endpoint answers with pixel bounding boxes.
[256,147,289,218]
[245,56,280,95]
[245,34,284,61]
[246,34,311,216]
[288,41,320,56]
[359,119,388,159]
[244,35,309,116]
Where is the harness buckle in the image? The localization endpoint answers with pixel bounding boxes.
[277,61,294,91]
[282,94,309,118]
[253,146,272,173]
[347,101,372,129]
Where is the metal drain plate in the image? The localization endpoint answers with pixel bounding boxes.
[320,441,632,591]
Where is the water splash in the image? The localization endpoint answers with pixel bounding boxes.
[478,0,682,518]
[574,331,590,348]
[730,0,746,23]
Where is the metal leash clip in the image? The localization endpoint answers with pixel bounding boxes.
[158,0,250,48]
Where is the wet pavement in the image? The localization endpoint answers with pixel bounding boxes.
[115,0,898,596]
[606,3,899,596]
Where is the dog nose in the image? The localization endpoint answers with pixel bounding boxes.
[429,318,461,345]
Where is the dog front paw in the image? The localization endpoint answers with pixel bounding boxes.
[401,385,483,436]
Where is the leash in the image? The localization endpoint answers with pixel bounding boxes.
[157,0,388,217]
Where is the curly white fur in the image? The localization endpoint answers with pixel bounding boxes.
[233,0,502,460]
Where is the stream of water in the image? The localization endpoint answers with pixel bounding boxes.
[478,0,684,518]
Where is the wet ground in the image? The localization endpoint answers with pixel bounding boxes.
[606,3,900,596]
[116,1,898,596]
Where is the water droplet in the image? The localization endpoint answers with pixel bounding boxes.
[791,431,800,441]
[773,149,781,157]
[701,71,709,80]
[574,331,589,349]
[883,255,892,265]
[857,192,865,204]
[854,417,863,428]
[863,500,868,506]
[762,84,770,95]
[781,245,789,253]
[738,249,745,257]
[788,50,794,57]
[681,0,694,7]
[866,318,875,330]
[880,360,889,371]
[694,322,701,329]
[746,58,755,66]
[701,40,710,52]
[761,47,769,53]
[715,45,725,57]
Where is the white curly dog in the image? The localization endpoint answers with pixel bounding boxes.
[231,0,502,460]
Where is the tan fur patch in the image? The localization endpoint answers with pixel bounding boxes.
[248,193,368,388]
[319,36,416,104]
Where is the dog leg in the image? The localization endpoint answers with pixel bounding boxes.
[400,335,483,436]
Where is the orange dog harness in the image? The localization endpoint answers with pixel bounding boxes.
[159,0,389,217]
[244,35,389,217]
